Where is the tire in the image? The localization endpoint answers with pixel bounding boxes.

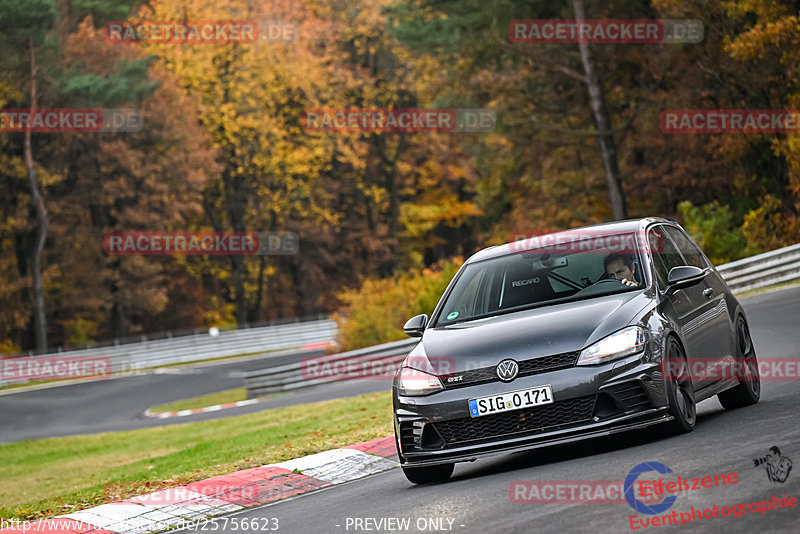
[401,463,454,485]
[718,315,760,409]
[659,337,696,436]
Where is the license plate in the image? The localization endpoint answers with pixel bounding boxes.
[468,385,553,417]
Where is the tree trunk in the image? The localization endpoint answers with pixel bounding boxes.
[251,254,266,323]
[572,0,628,220]
[25,36,49,352]
[225,171,248,325]
[373,134,403,276]
[54,0,71,43]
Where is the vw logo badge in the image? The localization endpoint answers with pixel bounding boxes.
[496,359,519,382]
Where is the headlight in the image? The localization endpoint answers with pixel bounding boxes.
[577,326,645,365]
[396,367,444,396]
[395,353,444,396]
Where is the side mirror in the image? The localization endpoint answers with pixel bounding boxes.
[667,265,705,288]
[403,314,428,337]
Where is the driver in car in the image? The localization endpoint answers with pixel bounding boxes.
[603,253,639,287]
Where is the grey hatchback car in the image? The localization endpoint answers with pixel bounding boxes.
[393,218,760,484]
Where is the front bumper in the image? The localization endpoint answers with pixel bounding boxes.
[394,351,670,466]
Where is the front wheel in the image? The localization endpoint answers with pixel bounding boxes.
[659,338,696,436]
[718,315,760,409]
[401,463,454,485]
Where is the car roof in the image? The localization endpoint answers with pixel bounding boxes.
[467,217,677,264]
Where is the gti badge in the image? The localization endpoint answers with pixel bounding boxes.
[496,359,519,382]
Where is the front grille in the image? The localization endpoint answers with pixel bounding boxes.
[518,351,579,375]
[441,366,496,388]
[441,351,579,389]
[432,395,596,446]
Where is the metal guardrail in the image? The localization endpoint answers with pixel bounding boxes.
[716,242,800,293]
[5,244,797,391]
[0,318,338,387]
[15,315,331,357]
[243,338,418,398]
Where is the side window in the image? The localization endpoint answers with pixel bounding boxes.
[647,226,687,290]
[663,226,708,269]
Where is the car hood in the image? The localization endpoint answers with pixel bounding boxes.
[419,291,651,373]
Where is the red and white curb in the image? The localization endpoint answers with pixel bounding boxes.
[143,399,261,419]
[0,436,397,534]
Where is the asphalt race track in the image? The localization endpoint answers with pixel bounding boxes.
[204,285,800,534]
[3,286,800,533]
[0,348,391,443]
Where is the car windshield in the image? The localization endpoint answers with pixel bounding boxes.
[436,234,646,325]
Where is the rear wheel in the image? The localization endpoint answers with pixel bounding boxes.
[660,338,696,435]
[718,316,760,409]
[401,463,454,485]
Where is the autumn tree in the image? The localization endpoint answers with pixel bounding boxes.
[0,7,220,349]
[55,19,220,339]
[387,0,640,224]
[0,0,57,351]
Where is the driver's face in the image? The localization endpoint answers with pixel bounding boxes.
[606,260,635,281]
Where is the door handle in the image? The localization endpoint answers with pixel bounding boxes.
[703,287,714,298]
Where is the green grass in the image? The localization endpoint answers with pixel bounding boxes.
[148,388,249,413]
[0,390,392,522]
